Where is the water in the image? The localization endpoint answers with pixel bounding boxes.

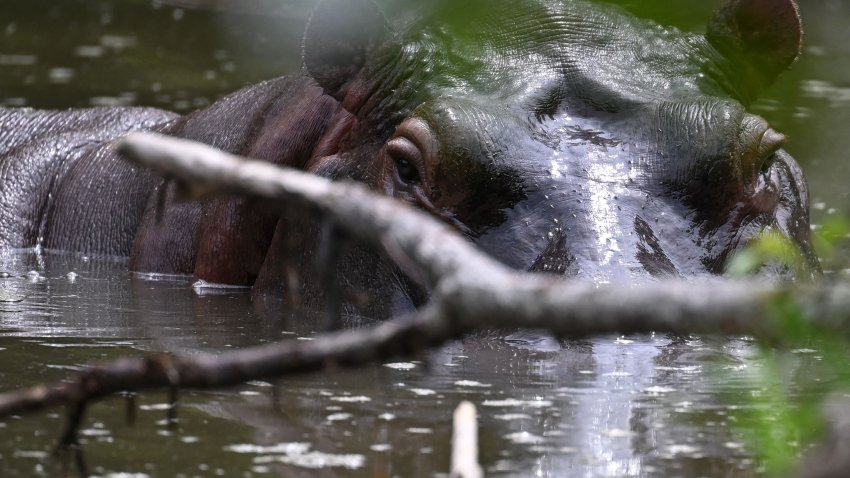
[1,0,849,476]
[0,250,814,477]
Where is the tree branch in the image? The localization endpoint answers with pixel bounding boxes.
[1,132,848,447]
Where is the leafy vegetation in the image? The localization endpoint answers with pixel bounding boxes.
[724,217,850,474]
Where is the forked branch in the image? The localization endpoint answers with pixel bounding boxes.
[1,134,850,478]
[2,132,850,418]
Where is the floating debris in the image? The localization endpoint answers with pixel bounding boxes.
[383,362,417,370]
[494,413,532,421]
[0,291,26,303]
[326,413,353,422]
[454,380,492,388]
[330,395,371,403]
[249,444,366,470]
[482,398,553,408]
[410,388,437,396]
[504,432,545,445]
[406,427,433,434]
[644,386,676,395]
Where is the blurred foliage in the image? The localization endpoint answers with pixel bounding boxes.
[813,215,850,271]
[726,231,812,279]
[723,217,850,475]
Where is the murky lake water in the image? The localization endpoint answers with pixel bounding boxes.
[1,0,849,476]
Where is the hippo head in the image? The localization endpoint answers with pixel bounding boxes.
[292,0,817,288]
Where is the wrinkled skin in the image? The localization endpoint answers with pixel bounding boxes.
[0,0,819,318]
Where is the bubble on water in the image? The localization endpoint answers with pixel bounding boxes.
[494,413,532,421]
[226,443,311,455]
[504,431,545,445]
[482,398,553,408]
[192,280,249,296]
[406,428,432,434]
[454,380,491,388]
[14,450,49,459]
[89,93,137,107]
[644,386,676,395]
[665,444,701,456]
[74,45,103,58]
[0,292,22,303]
[602,371,632,378]
[0,54,36,65]
[410,388,436,396]
[100,35,137,50]
[601,428,634,438]
[383,362,417,371]
[80,428,111,437]
[330,395,371,403]
[48,67,75,84]
[2,97,27,107]
[326,413,352,422]
[248,444,365,470]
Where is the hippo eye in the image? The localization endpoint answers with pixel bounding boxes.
[387,137,423,184]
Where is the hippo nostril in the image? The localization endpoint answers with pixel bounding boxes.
[759,128,785,157]
[757,128,785,174]
[739,116,785,182]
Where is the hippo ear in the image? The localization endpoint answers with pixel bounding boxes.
[303,0,390,95]
[706,0,802,94]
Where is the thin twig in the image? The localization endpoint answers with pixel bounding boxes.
[451,401,483,478]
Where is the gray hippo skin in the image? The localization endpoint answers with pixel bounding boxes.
[0,0,819,317]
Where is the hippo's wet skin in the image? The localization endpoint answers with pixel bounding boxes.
[0,0,819,317]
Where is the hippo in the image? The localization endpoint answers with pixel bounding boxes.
[0,0,819,318]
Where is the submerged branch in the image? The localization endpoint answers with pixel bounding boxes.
[0,306,449,417]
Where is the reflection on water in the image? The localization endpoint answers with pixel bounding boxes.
[1,0,849,476]
[0,250,819,477]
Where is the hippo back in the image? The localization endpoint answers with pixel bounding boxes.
[0,107,175,254]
